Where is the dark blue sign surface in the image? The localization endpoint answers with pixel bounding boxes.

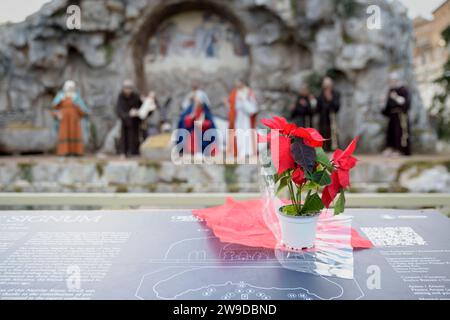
[0,209,449,300]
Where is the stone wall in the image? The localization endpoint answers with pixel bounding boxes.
[0,0,437,154]
[1,157,449,193]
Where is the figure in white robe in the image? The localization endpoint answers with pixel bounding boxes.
[227,80,258,158]
[139,91,158,120]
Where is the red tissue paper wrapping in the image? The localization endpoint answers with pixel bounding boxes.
[193,197,373,250]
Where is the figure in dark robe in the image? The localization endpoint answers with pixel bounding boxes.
[177,82,216,155]
[382,74,411,156]
[316,77,341,151]
[116,80,142,157]
[290,85,315,128]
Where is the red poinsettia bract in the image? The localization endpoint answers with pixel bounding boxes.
[269,132,295,176]
[292,168,305,185]
[322,137,359,208]
[261,116,324,176]
[292,127,326,148]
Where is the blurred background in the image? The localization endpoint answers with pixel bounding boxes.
[0,0,449,210]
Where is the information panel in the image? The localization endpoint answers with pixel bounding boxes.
[0,209,449,300]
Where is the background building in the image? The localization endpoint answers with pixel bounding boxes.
[413,0,450,109]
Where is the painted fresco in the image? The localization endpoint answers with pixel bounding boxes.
[144,11,248,72]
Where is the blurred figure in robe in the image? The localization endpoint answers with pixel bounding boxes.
[290,84,315,128]
[316,77,341,151]
[382,73,411,156]
[138,90,159,139]
[226,79,258,158]
[116,80,142,157]
[51,80,90,156]
[177,81,216,155]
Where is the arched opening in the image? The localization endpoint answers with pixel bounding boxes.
[131,1,250,122]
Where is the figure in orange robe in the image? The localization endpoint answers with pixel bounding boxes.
[52,81,88,156]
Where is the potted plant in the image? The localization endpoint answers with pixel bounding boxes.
[261,116,358,249]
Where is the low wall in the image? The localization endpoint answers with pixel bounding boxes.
[0,156,449,193]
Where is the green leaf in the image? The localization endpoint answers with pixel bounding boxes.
[316,147,333,171]
[306,170,331,186]
[281,204,301,216]
[275,170,290,183]
[316,170,331,186]
[277,174,289,194]
[300,192,324,215]
[334,189,345,215]
[302,181,320,191]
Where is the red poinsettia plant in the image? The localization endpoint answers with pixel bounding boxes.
[261,116,359,216]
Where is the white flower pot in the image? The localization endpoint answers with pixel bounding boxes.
[278,208,320,250]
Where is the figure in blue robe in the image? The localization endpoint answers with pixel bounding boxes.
[177,89,216,155]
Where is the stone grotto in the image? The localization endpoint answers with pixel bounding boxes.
[0,0,438,154]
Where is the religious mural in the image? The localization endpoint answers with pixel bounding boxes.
[147,11,247,59]
[143,10,251,123]
[144,11,248,71]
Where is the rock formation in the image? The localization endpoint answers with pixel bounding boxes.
[0,0,437,154]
